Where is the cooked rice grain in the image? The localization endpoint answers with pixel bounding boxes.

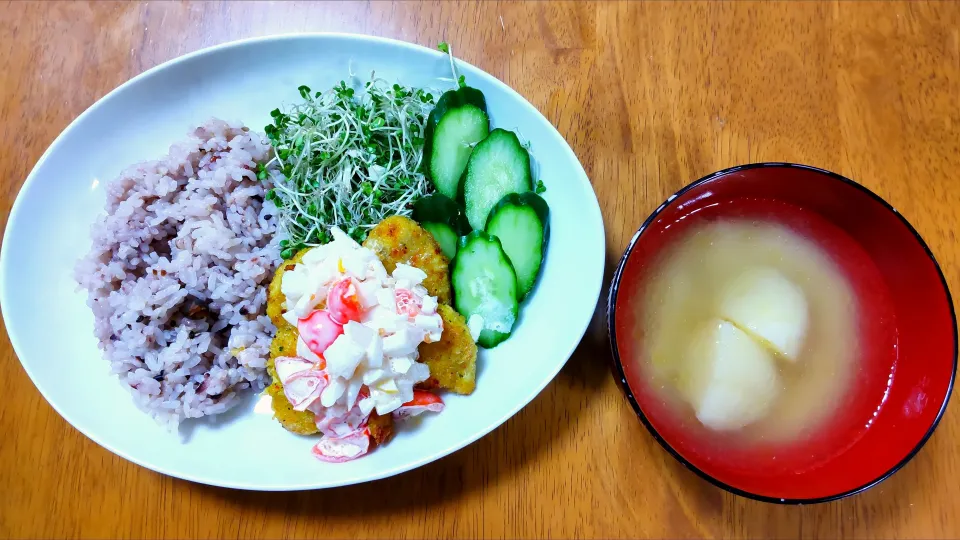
[75,119,280,430]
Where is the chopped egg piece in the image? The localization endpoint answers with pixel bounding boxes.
[278,226,443,418]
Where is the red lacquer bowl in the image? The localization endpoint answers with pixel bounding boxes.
[607,163,957,503]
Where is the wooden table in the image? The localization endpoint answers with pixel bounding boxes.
[2,1,958,538]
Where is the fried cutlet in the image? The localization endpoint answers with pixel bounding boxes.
[266,217,466,441]
[267,324,396,443]
[362,215,452,304]
[266,379,319,435]
[268,325,298,379]
[418,304,477,395]
[267,325,317,434]
[367,412,394,446]
[266,247,312,330]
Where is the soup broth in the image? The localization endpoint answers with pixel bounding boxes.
[631,197,898,473]
[641,220,856,443]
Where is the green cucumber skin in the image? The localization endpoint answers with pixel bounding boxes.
[421,222,458,259]
[427,87,487,130]
[423,87,490,199]
[484,192,550,300]
[451,231,519,348]
[458,129,533,231]
[485,192,550,237]
[412,193,471,236]
[478,329,507,349]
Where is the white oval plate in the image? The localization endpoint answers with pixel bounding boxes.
[0,34,604,490]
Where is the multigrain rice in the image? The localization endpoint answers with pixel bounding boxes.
[75,119,279,430]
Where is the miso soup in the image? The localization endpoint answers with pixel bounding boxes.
[634,199,897,471]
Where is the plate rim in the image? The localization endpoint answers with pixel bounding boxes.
[0,32,606,490]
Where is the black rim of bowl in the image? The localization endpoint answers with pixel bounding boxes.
[606,162,959,505]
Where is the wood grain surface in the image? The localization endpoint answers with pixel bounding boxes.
[2,1,959,538]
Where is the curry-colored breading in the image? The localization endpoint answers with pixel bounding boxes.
[417,304,477,395]
[362,216,452,304]
[266,325,317,434]
[266,374,395,442]
[367,412,394,446]
[265,250,396,445]
[268,326,298,376]
[266,247,312,330]
[266,380,319,435]
[264,218,470,443]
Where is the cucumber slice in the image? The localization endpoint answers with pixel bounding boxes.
[451,231,519,348]
[485,192,549,300]
[422,222,458,259]
[460,129,533,230]
[423,87,490,199]
[413,193,470,235]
